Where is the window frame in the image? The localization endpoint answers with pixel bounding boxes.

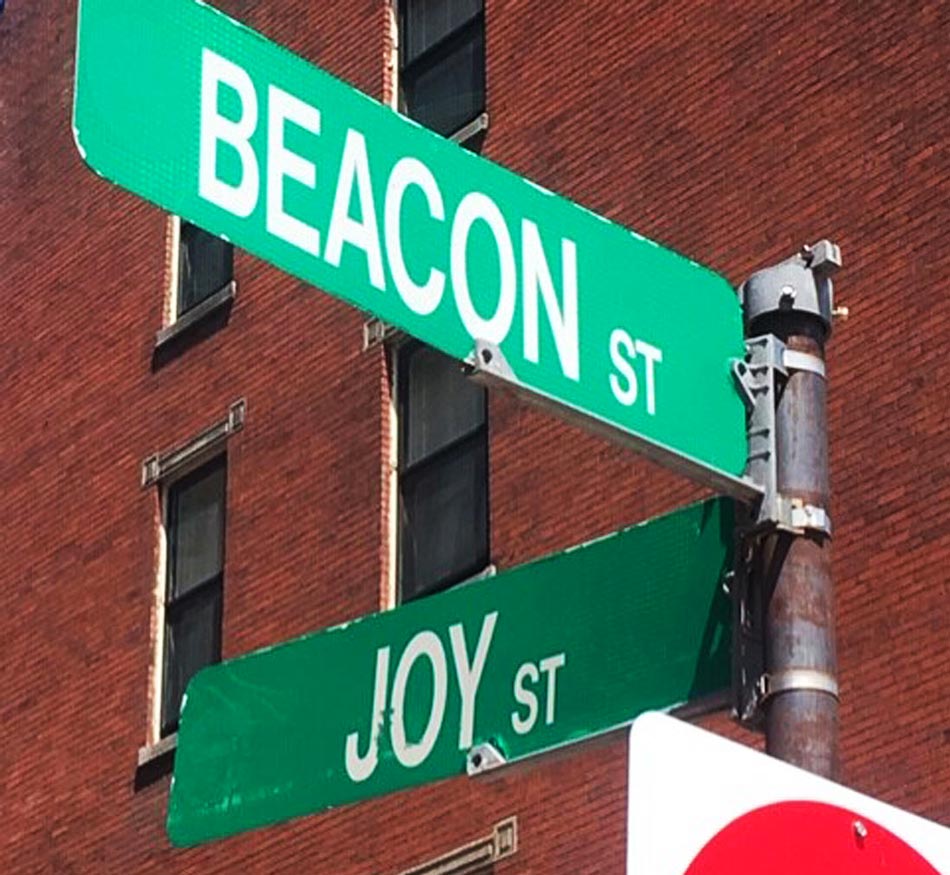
[174,219,234,319]
[159,454,227,739]
[396,340,490,603]
[139,401,244,758]
[398,0,486,141]
[155,216,237,350]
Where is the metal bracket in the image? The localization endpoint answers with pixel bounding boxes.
[733,335,784,528]
[732,520,765,727]
[788,499,832,536]
[733,336,832,537]
[732,334,785,412]
[783,349,826,379]
[732,539,840,727]
[466,742,507,776]
[806,239,843,278]
[731,335,832,726]
[466,339,518,384]
[757,669,840,703]
[739,239,841,337]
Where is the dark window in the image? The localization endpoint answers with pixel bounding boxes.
[161,457,226,736]
[177,221,233,317]
[398,343,489,602]
[399,0,485,138]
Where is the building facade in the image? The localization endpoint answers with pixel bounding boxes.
[2,0,948,871]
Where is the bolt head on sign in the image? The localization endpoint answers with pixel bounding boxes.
[627,713,950,875]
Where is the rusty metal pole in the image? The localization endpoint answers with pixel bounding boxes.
[740,241,841,778]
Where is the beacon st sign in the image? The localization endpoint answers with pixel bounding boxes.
[73,0,751,492]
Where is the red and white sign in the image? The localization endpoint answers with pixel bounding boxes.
[627,712,950,874]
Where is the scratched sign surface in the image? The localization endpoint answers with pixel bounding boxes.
[73,0,749,491]
[167,498,734,845]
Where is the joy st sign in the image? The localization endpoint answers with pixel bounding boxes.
[167,498,735,845]
[344,611,566,782]
[74,0,750,490]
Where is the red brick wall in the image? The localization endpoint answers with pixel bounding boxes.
[485,0,950,824]
[1,0,947,872]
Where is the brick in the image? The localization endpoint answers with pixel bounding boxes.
[2,0,949,871]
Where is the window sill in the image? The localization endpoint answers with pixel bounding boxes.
[462,563,496,584]
[450,112,489,149]
[405,563,496,604]
[154,280,236,350]
[138,732,177,767]
[134,733,177,790]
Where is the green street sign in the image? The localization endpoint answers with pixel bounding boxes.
[167,498,734,845]
[73,0,753,492]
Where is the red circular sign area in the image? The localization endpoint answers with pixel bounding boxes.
[685,801,940,875]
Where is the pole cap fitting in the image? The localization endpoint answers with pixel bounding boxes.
[740,240,841,337]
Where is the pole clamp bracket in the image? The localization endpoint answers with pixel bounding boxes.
[733,335,785,530]
[783,349,826,379]
[739,239,841,337]
[733,336,832,537]
[757,669,840,704]
[787,499,832,536]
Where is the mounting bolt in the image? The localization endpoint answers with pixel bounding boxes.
[853,820,868,839]
[466,742,506,776]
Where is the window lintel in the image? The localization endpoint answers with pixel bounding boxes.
[141,399,245,488]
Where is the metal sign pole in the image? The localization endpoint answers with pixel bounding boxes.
[737,241,842,777]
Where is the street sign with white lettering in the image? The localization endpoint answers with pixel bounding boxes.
[167,498,734,845]
[73,0,752,493]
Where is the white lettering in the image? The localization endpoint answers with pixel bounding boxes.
[451,192,516,344]
[449,611,497,750]
[385,157,446,315]
[266,85,321,254]
[522,221,579,380]
[634,339,662,415]
[511,661,539,735]
[344,646,390,782]
[390,631,448,768]
[539,653,566,725]
[609,327,638,406]
[325,129,386,290]
[199,49,260,218]
[609,328,663,414]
